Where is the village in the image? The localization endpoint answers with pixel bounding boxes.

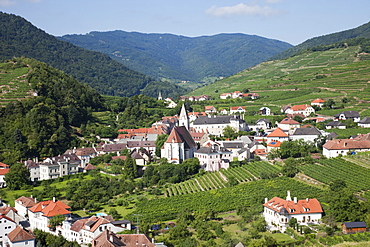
[0,90,370,247]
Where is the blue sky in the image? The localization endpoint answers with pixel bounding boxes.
[1,0,369,45]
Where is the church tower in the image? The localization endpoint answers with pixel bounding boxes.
[158,91,162,100]
[178,104,190,131]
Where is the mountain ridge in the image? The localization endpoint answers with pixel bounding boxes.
[59,30,293,83]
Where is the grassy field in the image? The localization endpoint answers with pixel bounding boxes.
[0,61,32,106]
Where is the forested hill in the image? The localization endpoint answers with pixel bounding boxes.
[60,31,293,82]
[0,57,103,161]
[271,20,370,60]
[0,12,158,97]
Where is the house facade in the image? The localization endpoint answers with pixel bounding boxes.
[358,117,370,128]
[259,107,271,116]
[263,191,323,232]
[191,115,247,136]
[323,138,370,158]
[311,98,325,108]
[0,215,17,247]
[290,127,322,143]
[28,198,72,233]
[39,153,80,181]
[285,104,315,117]
[334,111,360,122]
[230,106,246,114]
[194,146,232,172]
[6,226,35,247]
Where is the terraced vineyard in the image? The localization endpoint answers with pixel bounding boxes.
[0,61,32,106]
[300,157,370,191]
[165,161,281,197]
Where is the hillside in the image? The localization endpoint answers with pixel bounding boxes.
[0,12,167,97]
[191,39,370,112]
[0,57,103,160]
[271,20,370,60]
[59,31,292,84]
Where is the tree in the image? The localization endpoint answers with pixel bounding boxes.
[48,214,65,229]
[329,179,347,192]
[223,126,237,140]
[324,99,335,108]
[4,162,30,190]
[281,158,299,177]
[155,134,169,157]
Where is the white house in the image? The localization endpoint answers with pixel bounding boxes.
[191,115,247,137]
[326,121,346,129]
[39,153,80,181]
[28,198,72,233]
[311,98,325,108]
[0,215,17,247]
[263,191,323,232]
[230,106,246,114]
[277,118,300,133]
[285,104,315,117]
[220,93,232,99]
[14,196,37,217]
[358,117,370,128]
[0,168,9,188]
[290,127,322,143]
[205,106,217,114]
[194,146,232,172]
[259,107,271,116]
[220,141,249,161]
[334,111,360,122]
[6,226,35,247]
[323,138,370,158]
[164,98,177,108]
[266,127,289,143]
[62,215,131,244]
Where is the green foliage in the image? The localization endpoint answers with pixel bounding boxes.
[4,162,30,190]
[281,158,300,178]
[49,214,65,229]
[34,229,80,247]
[0,12,155,97]
[60,31,292,84]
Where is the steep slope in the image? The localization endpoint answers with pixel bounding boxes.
[191,39,370,106]
[60,31,293,82]
[0,57,104,159]
[271,21,370,60]
[0,12,156,97]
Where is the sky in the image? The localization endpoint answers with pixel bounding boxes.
[1,0,370,45]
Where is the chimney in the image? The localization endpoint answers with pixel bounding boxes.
[286,190,292,201]
[294,197,297,204]
[264,198,268,203]
[306,198,309,202]
[30,195,33,198]
[53,197,56,203]
[109,232,114,243]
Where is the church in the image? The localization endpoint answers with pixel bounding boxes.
[161,104,198,164]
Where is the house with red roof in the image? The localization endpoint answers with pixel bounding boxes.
[220,93,232,99]
[285,104,315,117]
[0,215,17,246]
[323,138,370,158]
[92,230,156,247]
[6,226,35,247]
[15,196,37,217]
[266,128,289,143]
[311,98,325,108]
[205,105,217,114]
[0,167,9,188]
[267,141,282,152]
[263,191,323,232]
[28,197,71,233]
[230,106,246,114]
[277,118,300,133]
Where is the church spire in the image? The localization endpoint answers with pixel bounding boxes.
[158,91,162,100]
[179,104,189,130]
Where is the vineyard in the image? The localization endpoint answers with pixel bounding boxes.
[299,157,370,191]
[164,161,281,197]
[131,177,322,222]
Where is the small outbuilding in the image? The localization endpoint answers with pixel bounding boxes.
[342,221,367,234]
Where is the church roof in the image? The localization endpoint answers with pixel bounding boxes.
[166,126,197,149]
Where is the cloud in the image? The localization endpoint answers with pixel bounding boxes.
[0,0,16,7]
[205,3,281,17]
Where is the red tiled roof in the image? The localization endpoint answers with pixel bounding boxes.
[0,162,9,168]
[118,234,155,247]
[264,197,323,215]
[323,139,370,150]
[267,128,289,138]
[311,98,325,103]
[29,200,71,217]
[166,128,183,143]
[16,196,37,208]
[230,106,245,110]
[7,226,35,243]
[291,104,311,111]
[279,118,300,125]
[253,149,267,155]
[0,168,9,175]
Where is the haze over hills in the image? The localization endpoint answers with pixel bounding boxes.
[271,20,370,60]
[59,31,293,84]
[0,12,189,98]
